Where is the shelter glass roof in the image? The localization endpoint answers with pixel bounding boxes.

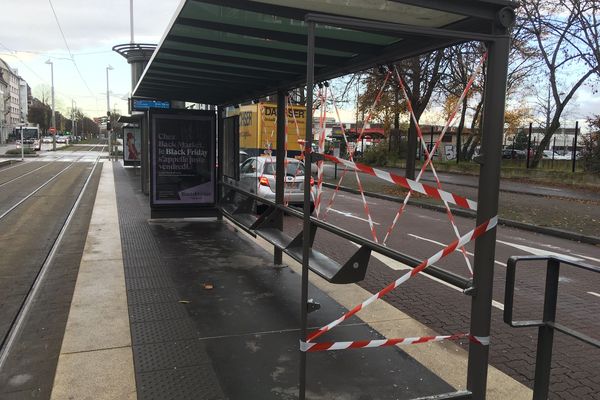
[133,0,517,106]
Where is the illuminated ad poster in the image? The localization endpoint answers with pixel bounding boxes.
[150,110,216,207]
[123,125,141,164]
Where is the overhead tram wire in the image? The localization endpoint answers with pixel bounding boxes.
[0,41,48,83]
[0,41,92,103]
[47,0,95,98]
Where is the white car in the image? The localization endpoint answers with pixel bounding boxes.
[42,136,53,143]
[239,156,315,213]
[542,150,568,160]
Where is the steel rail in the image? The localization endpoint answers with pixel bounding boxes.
[0,146,105,222]
[0,142,103,187]
[0,152,103,370]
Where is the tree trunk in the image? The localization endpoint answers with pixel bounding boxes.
[456,96,468,162]
[529,117,561,168]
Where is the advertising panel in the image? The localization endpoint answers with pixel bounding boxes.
[237,103,307,156]
[150,111,216,207]
[239,104,259,151]
[123,125,141,164]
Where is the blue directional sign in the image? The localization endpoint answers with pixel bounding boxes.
[132,99,171,111]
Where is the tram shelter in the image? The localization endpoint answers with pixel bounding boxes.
[131,1,518,399]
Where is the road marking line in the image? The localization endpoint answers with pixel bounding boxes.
[497,240,582,262]
[329,208,381,225]
[408,234,506,267]
[574,254,600,264]
[336,193,379,206]
[349,243,505,311]
[588,292,600,298]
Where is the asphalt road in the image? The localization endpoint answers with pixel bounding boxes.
[283,186,600,399]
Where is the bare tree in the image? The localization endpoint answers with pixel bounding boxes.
[521,0,600,168]
[395,52,445,179]
[440,13,538,161]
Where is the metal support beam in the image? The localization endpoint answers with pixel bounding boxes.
[299,20,315,400]
[305,13,500,42]
[533,259,559,400]
[274,90,286,265]
[467,35,510,399]
[217,106,224,220]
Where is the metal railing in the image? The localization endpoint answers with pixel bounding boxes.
[219,180,473,290]
[503,255,600,400]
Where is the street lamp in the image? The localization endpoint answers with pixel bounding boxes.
[45,59,56,151]
[106,65,114,158]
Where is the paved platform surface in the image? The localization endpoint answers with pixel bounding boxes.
[44,161,532,399]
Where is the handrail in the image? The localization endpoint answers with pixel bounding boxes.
[219,180,473,291]
[503,255,600,400]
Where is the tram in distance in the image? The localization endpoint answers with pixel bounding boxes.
[14,126,41,151]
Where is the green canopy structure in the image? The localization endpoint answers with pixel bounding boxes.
[133,0,516,106]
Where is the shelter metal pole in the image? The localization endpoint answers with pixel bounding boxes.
[526,122,532,169]
[466,35,510,400]
[299,21,315,400]
[217,106,224,220]
[571,121,578,173]
[274,90,286,265]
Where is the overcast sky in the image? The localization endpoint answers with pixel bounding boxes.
[1,0,597,128]
[0,0,181,117]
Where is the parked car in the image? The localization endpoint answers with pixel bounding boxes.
[239,150,249,164]
[501,149,526,159]
[542,150,569,160]
[42,136,53,143]
[56,135,68,144]
[239,156,314,213]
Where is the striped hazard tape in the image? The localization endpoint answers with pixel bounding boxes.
[300,334,490,352]
[307,216,498,342]
[320,153,478,211]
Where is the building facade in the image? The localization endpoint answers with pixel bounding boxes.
[0,58,25,143]
[19,78,30,125]
[0,72,7,144]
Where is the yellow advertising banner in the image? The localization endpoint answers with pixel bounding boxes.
[238,103,307,154]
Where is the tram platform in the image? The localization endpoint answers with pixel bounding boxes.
[49,161,532,400]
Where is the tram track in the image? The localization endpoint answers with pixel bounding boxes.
[0,148,104,372]
[0,143,103,188]
[0,145,105,221]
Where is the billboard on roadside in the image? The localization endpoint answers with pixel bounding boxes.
[150,110,216,208]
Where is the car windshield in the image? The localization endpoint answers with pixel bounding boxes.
[263,161,304,176]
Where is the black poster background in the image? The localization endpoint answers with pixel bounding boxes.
[150,112,215,206]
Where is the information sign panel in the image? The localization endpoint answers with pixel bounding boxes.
[132,99,171,111]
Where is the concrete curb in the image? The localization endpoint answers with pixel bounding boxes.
[322,182,600,246]
[0,154,39,158]
[51,162,136,400]
[0,159,19,168]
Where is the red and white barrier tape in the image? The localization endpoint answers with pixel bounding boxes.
[386,67,473,275]
[301,333,489,352]
[314,88,328,217]
[321,79,391,242]
[321,154,477,211]
[321,74,391,219]
[307,216,497,342]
